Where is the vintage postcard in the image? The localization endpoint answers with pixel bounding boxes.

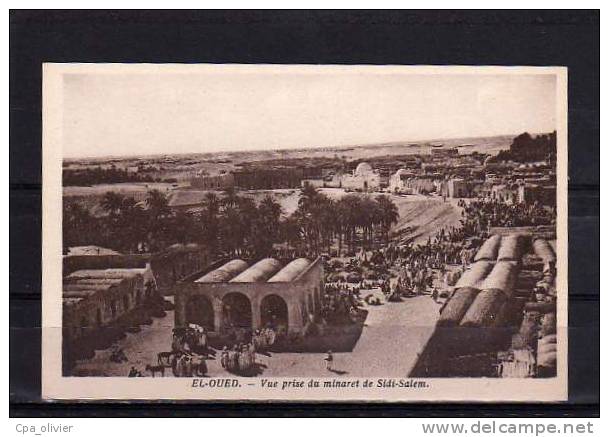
[42,64,568,401]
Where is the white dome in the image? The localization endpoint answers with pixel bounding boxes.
[355,162,373,176]
[394,168,409,176]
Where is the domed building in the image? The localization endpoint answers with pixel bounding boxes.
[341,161,381,192]
[388,168,415,194]
[354,162,373,176]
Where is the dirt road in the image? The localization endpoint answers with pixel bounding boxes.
[255,292,440,378]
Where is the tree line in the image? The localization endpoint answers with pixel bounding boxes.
[63,166,176,187]
[495,131,557,163]
[63,184,400,258]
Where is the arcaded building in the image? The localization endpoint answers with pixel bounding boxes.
[175,257,324,336]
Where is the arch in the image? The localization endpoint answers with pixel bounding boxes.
[96,308,103,326]
[186,295,215,331]
[260,294,289,330]
[222,292,252,330]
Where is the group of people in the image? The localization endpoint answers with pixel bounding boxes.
[357,220,483,300]
[128,366,143,377]
[109,346,128,363]
[321,283,362,324]
[222,324,251,345]
[171,325,208,355]
[217,326,280,374]
[386,231,474,269]
[220,343,257,374]
[393,268,434,296]
[252,327,278,351]
[458,198,555,231]
[386,238,469,297]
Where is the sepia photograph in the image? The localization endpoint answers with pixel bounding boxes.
[41,63,568,401]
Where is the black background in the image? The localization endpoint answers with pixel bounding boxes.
[9,10,599,417]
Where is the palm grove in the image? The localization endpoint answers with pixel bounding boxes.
[63,184,399,258]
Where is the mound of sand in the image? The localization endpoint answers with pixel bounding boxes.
[390,197,462,245]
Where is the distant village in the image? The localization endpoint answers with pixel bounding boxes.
[182,133,555,210]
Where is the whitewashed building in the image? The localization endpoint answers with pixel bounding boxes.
[388,168,415,194]
[341,162,381,192]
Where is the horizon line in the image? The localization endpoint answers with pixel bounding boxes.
[63,130,554,161]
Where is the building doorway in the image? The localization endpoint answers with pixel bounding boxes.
[260,294,289,331]
[186,295,215,331]
[222,292,252,330]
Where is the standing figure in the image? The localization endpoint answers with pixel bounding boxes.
[324,350,334,372]
[220,346,229,369]
[431,287,439,303]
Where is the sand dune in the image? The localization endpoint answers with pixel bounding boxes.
[390,197,463,245]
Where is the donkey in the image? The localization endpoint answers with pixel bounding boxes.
[145,364,165,377]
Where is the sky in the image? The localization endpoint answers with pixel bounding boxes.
[61,67,557,158]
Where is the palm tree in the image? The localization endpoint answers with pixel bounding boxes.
[63,202,94,252]
[116,197,146,251]
[293,187,320,255]
[334,197,350,256]
[222,186,240,208]
[298,182,319,212]
[146,189,170,219]
[280,216,303,256]
[170,211,199,246]
[220,202,245,256]
[100,191,126,217]
[244,195,283,258]
[204,192,220,214]
[340,194,362,254]
[199,192,221,251]
[258,195,283,242]
[237,196,259,256]
[375,195,399,244]
[358,196,378,248]
[144,190,173,252]
[316,196,336,253]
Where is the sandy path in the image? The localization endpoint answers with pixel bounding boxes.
[238,293,441,378]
